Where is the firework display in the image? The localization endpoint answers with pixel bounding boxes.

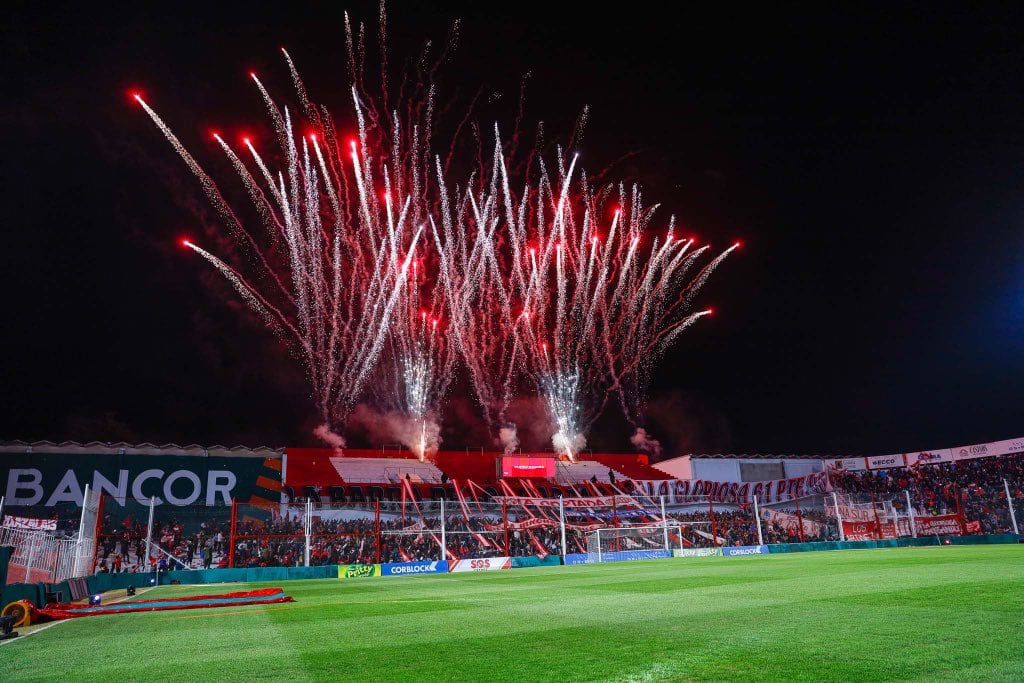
[135,14,736,458]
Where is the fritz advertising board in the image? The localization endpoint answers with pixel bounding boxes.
[339,564,381,578]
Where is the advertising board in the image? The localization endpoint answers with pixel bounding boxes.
[673,548,723,558]
[380,561,449,577]
[721,545,769,556]
[499,457,556,479]
[449,557,512,572]
[339,564,381,578]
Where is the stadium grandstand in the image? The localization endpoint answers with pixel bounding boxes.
[0,434,1020,579]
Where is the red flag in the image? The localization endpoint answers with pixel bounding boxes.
[528,531,549,559]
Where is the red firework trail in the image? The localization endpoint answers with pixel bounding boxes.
[135,13,736,456]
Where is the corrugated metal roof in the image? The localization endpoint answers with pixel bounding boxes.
[0,440,283,458]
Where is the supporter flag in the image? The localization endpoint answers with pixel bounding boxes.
[528,531,549,559]
[469,528,494,548]
[669,529,690,548]
[452,479,473,521]
[242,515,266,529]
[399,548,412,562]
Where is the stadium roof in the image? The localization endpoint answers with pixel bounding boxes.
[0,440,283,458]
[680,453,844,460]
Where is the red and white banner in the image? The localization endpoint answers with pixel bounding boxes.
[1,515,57,531]
[841,515,970,539]
[486,517,557,531]
[761,508,823,537]
[633,472,831,505]
[842,519,897,541]
[914,514,963,536]
[449,557,512,572]
[495,495,623,509]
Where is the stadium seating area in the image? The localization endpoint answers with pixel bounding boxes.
[283,448,657,489]
[589,453,672,480]
[830,453,1024,534]
[555,460,624,484]
[81,450,1024,573]
[328,457,446,485]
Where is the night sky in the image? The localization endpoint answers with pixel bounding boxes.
[4,2,1023,457]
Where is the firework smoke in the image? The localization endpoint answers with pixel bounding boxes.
[498,424,520,454]
[349,404,442,458]
[629,427,662,457]
[313,424,346,450]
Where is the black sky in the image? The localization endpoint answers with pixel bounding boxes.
[3,1,1023,457]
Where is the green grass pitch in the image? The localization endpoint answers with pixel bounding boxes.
[3,545,1023,681]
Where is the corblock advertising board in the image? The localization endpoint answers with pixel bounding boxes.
[380,561,449,577]
[721,545,769,557]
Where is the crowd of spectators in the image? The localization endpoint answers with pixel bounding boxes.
[830,453,1024,534]
[86,454,1024,572]
[96,513,229,573]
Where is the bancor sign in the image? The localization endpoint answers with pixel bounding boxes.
[449,557,512,572]
[6,468,237,507]
[0,452,278,507]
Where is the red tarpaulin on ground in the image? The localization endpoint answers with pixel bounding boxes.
[36,587,294,620]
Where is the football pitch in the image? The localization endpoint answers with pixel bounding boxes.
[3,545,1023,682]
